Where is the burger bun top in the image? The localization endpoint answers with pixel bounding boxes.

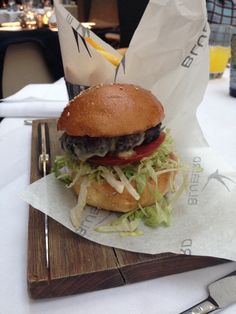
[57,83,164,137]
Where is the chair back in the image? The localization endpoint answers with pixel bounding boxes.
[2,41,54,98]
[89,0,119,29]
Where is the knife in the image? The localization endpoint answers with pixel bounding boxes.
[37,122,50,270]
[180,270,236,313]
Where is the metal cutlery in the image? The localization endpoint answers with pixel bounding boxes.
[37,122,51,270]
[24,120,33,125]
[180,270,236,313]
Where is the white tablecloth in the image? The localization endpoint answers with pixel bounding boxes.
[1,75,236,314]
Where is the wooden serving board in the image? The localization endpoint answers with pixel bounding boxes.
[28,119,226,299]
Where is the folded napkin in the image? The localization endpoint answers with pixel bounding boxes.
[0,78,68,118]
[2,78,68,102]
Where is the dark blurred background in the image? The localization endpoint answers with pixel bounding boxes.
[77,0,149,48]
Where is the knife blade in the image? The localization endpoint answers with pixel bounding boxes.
[37,122,50,271]
[180,270,236,314]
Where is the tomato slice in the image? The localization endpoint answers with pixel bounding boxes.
[89,132,166,166]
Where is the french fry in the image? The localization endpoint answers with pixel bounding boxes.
[96,49,121,66]
[85,37,122,66]
[85,37,105,51]
[116,48,127,56]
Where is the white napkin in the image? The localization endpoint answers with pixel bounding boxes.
[2,78,68,102]
[0,78,68,118]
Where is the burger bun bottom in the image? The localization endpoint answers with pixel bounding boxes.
[73,172,174,213]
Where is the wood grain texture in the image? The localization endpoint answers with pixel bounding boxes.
[114,250,226,283]
[27,119,226,299]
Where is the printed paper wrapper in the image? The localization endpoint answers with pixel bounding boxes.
[21,0,236,260]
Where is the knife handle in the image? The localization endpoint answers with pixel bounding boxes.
[37,122,51,175]
[179,298,218,314]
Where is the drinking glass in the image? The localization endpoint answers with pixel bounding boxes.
[209,23,233,79]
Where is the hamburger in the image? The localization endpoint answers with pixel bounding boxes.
[54,83,185,234]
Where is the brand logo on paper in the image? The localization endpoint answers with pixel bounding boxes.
[187,156,203,206]
[181,24,208,68]
[202,169,236,192]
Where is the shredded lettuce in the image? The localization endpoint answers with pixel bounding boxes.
[53,130,188,235]
[114,166,140,201]
[70,177,90,228]
[101,172,125,193]
[96,215,141,233]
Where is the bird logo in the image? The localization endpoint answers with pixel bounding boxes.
[202,169,236,192]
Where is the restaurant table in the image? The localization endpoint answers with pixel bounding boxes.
[1,72,236,314]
